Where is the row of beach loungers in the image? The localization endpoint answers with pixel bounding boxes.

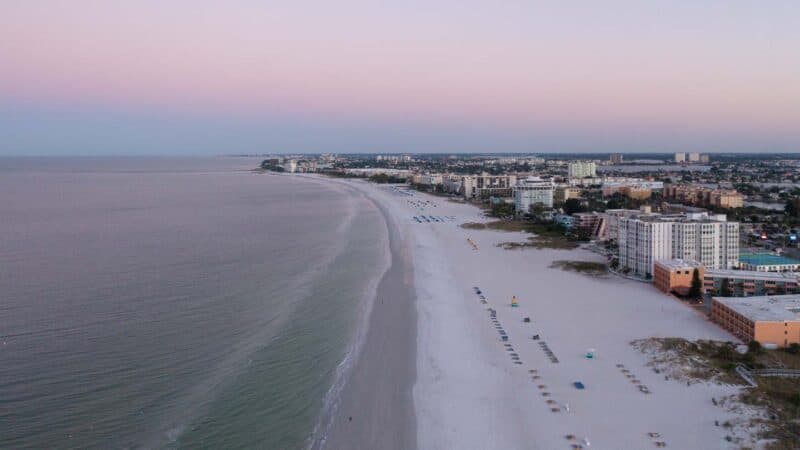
[616,363,652,395]
[412,215,455,223]
[472,286,666,448]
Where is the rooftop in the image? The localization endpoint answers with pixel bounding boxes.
[515,176,554,186]
[655,259,703,270]
[714,294,800,322]
[631,212,729,223]
[739,252,800,267]
[706,269,799,282]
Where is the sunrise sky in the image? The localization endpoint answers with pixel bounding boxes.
[1,1,799,155]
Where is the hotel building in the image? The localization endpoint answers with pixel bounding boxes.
[618,212,739,277]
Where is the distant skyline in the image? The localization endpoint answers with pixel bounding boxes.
[2,1,799,156]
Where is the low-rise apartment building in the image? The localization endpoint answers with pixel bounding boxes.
[653,259,704,294]
[572,212,607,240]
[712,295,800,347]
[554,185,582,204]
[704,270,799,296]
[602,184,652,200]
[738,252,800,272]
[663,184,744,209]
[460,173,518,200]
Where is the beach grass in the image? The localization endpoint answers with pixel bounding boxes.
[461,221,580,250]
[460,220,532,232]
[549,260,608,277]
[633,338,800,448]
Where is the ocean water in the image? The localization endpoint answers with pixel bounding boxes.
[0,157,389,449]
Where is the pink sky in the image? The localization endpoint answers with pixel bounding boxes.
[1,1,799,154]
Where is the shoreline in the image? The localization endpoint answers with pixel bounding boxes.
[314,179,418,450]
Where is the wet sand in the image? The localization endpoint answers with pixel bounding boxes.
[321,185,417,450]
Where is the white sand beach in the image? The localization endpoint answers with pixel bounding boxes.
[324,178,754,450]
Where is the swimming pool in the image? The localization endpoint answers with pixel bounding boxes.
[739,252,800,266]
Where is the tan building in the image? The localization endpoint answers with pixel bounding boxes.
[653,259,704,294]
[554,185,581,203]
[663,184,744,209]
[712,295,800,347]
[710,190,744,209]
[603,185,652,200]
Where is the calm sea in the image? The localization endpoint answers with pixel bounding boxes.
[0,157,389,449]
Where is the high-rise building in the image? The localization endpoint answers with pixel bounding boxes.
[674,152,686,163]
[513,177,555,214]
[618,212,739,277]
[609,153,624,164]
[568,161,597,179]
[688,152,701,162]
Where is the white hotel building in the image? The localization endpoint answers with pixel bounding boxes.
[618,212,739,277]
[513,177,555,215]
